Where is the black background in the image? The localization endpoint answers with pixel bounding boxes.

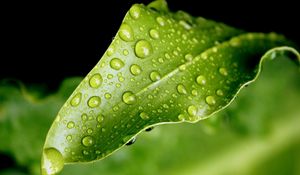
[1,0,299,91]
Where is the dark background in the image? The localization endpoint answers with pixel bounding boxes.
[1,0,299,91]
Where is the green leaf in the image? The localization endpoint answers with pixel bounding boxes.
[41,0,300,174]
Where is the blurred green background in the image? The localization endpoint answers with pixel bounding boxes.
[1,52,299,175]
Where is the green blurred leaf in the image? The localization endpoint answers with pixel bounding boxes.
[41,0,300,174]
[0,77,82,174]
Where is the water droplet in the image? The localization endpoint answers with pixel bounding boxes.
[156,17,165,26]
[149,29,159,39]
[129,5,140,19]
[89,73,102,88]
[179,64,186,71]
[97,114,104,123]
[135,40,153,58]
[107,74,113,79]
[82,150,89,155]
[216,89,224,96]
[196,75,206,85]
[122,91,136,105]
[130,64,142,75]
[125,137,136,146]
[119,23,134,42]
[70,93,82,107]
[179,20,192,30]
[187,105,197,116]
[158,57,164,63]
[123,49,129,56]
[106,46,114,56]
[178,114,185,121]
[104,93,112,99]
[185,54,193,61]
[140,112,149,120]
[42,147,64,175]
[192,89,198,96]
[150,71,161,81]
[219,67,228,76]
[110,58,124,70]
[82,136,94,147]
[66,135,72,141]
[87,96,101,108]
[87,128,93,134]
[81,113,88,121]
[67,121,75,129]
[206,96,216,105]
[177,84,187,94]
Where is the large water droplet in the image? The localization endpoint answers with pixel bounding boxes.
[122,91,136,105]
[206,96,216,105]
[89,73,102,88]
[150,71,161,81]
[119,23,134,42]
[196,75,206,85]
[67,121,75,129]
[135,40,153,58]
[42,147,64,175]
[110,58,124,70]
[87,96,101,108]
[129,5,140,19]
[177,84,187,94]
[149,29,159,39]
[70,93,82,107]
[140,112,149,120]
[219,67,228,76]
[82,136,94,147]
[130,64,142,75]
[187,105,197,116]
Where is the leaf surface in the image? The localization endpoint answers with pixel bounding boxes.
[41,0,300,174]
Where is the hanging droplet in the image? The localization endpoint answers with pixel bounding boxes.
[126,137,136,146]
[135,40,153,58]
[206,96,216,105]
[150,71,161,81]
[87,96,101,108]
[177,84,187,94]
[119,23,134,42]
[70,93,82,107]
[145,126,154,132]
[149,29,159,39]
[110,58,124,70]
[41,147,64,175]
[196,75,206,85]
[122,91,137,105]
[130,64,142,75]
[89,73,102,88]
[81,136,94,147]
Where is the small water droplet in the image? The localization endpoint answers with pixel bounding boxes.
[122,91,136,105]
[130,64,142,75]
[187,105,197,116]
[125,137,136,146]
[178,114,185,121]
[135,40,153,58]
[206,96,216,105]
[66,135,72,141]
[67,121,75,129]
[42,148,64,175]
[192,89,198,96]
[216,89,224,96]
[149,29,159,39]
[106,46,114,56]
[177,84,187,94]
[119,23,134,42]
[185,54,193,61]
[179,64,186,71]
[140,112,149,120]
[87,96,101,108]
[156,17,165,26]
[82,136,94,147]
[87,128,93,134]
[104,93,112,99]
[150,71,161,81]
[89,73,102,88]
[129,5,140,19]
[123,49,129,56]
[158,57,164,63]
[110,58,124,70]
[70,93,82,107]
[196,75,206,85]
[219,67,228,76]
[81,113,88,121]
[107,74,113,79]
[97,114,104,123]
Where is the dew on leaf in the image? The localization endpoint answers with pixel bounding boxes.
[177,84,187,94]
[87,96,101,108]
[82,136,94,147]
[42,147,64,175]
[119,23,134,42]
[110,58,124,70]
[122,91,137,105]
[206,95,216,105]
[150,71,161,81]
[149,29,159,39]
[130,64,142,75]
[196,75,206,85]
[67,121,75,129]
[70,93,82,107]
[89,73,102,88]
[135,40,153,58]
[139,112,149,120]
[129,5,140,19]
